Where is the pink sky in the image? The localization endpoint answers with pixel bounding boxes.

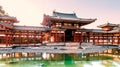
[0,0,120,29]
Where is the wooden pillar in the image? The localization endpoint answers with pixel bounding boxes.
[18,31,23,46]
[119,33,120,45]
[81,32,83,42]
[18,31,20,45]
[93,33,95,45]
[58,30,61,42]
[56,30,57,42]
[89,34,91,43]
[49,31,51,43]
[5,29,8,47]
[103,34,104,45]
[98,35,99,44]
[117,36,119,45]
[112,34,113,44]
[11,34,13,46]
[9,34,11,46]
[80,32,81,42]
[20,34,22,45]
[112,35,115,45]
[41,32,43,43]
[5,34,8,47]
[88,34,90,43]
[34,33,36,47]
[7,34,10,46]
[64,31,65,42]
[107,33,108,45]
[27,34,29,46]
[7,31,10,46]
[86,34,88,43]
[96,33,98,44]
[27,31,29,46]
[9,35,11,46]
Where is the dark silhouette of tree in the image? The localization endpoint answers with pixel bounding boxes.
[0,5,9,16]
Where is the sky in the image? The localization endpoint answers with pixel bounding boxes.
[0,0,120,29]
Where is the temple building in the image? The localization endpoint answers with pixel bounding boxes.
[42,11,96,42]
[42,11,120,45]
[0,10,120,47]
[0,9,50,47]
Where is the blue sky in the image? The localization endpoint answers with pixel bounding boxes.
[0,0,120,29]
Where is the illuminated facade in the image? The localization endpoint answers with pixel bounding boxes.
[42,11,120,45]
[0,11,120,47]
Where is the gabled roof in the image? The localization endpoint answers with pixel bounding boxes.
[42,11,96,26]
[14,25,51,31]
[98,23,118,28]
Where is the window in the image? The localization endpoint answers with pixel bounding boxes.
[74,24,79,28]
[0,25,3,28]
[56,23,61,27]
[64,23,72,26]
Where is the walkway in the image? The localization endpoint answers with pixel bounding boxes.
[0,43,118,54]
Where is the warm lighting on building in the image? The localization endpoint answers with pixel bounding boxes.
[50,36,54,42]
[3,54,6,57]
[22,52,28,57]
[51,54,55,58]
[15,52,21,57]
[0,55,2,59]
[42,53,50,59]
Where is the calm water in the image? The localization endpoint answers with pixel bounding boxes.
[0,60,120,67]
[0,48,120,67]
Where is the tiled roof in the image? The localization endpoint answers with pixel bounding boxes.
[0,16,18,22]
[50,15,96,22]
[92,29,106,33]
[109,28,120,33]
[98,23,118,28]
[91,28,120,33]
[52,11,96,22]
[53,11,77,18]
[42,11,96,26]
[0,21,13,28]
[14,25,51,31]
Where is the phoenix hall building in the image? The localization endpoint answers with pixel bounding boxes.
[0,10,120,47]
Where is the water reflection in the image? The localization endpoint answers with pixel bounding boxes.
[0,58,120,67]
[0,48,120,67]
[64,54,75,67]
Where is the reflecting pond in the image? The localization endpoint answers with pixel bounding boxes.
[0,48,120,67]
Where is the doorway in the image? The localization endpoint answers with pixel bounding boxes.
[65,29,74,42]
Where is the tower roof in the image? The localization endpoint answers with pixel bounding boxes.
[42,11,96,26]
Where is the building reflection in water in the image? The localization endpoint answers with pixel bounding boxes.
[0,48,119,67]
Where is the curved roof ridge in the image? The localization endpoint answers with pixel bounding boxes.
[53,11,77,18]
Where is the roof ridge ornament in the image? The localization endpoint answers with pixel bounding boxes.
[107,21,110,25]
[53,9,56,13]
[73,11,76,14]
